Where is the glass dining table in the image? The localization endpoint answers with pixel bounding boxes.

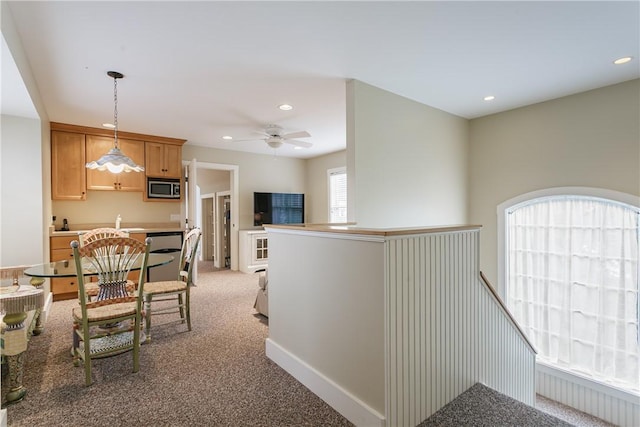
[23,253,174,279]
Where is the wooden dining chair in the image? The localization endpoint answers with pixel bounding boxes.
[143,228,201,343]
[79,228,131,300]
[71,236,150,386]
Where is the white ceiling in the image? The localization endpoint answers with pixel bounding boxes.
[3,1,639,159]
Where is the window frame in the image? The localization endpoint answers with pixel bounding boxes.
[497,186,640,394]
[327,166,347,223]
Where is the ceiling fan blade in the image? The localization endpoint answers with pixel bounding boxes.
[233,137,264,143]
[284,139,313,148]
[282,130,310,139]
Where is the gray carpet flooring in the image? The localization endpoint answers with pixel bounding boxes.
[2,264,612,426]
[3,266,352,426]
[420,383,572,427]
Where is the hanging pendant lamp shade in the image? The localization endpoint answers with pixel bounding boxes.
[86,71,144,174]
[85,146,144,173]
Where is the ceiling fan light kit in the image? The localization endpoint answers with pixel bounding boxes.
[266,137,284,149]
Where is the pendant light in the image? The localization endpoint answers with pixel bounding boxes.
[86,71,144,174]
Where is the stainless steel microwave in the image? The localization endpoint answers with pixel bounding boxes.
[147,178,181,199]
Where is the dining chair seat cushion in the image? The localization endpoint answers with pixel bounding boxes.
[143,280,187,296]
[72,301,137,322]
[84,280,136,297]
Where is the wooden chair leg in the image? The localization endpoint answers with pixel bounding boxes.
[186,291,191,331]
[72,324,80,367]
[178,293,185,322]
[133,316,140,373]
[144,295,152,343]
[83,329,92,386]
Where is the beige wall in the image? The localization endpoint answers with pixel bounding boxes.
[347,80,469,228]
[52,191,180,228]
[305,150,346,223]
[197,168,230,195]
[469,79,640,285]
[183,145,307,230]
[267,229,386,417]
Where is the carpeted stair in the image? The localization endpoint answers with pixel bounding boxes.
[419,383,573,426]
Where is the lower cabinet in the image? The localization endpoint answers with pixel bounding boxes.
[50,235,80,301]
[239,230,268,273]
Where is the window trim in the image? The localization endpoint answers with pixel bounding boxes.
[497,186,640,396]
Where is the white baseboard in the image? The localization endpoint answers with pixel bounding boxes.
[265,338,386,427]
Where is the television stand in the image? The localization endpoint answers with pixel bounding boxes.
[239,230,268,273]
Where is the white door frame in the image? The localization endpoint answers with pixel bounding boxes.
[183,160,239,271]
[200,193,215,263]
[216,191,231,269]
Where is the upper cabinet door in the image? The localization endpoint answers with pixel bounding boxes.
[52,131,86,200]
[116,139,145,190]
[86,135,145,191]
[163,144,182,178]
[145,142,182,179]
[144,142,165,177]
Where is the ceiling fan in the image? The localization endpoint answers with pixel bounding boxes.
[236,124,312,149]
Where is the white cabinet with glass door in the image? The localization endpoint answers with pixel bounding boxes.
[239,230,268,273]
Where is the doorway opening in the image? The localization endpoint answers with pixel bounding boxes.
[200,191,231,269]
[184,159,239,272]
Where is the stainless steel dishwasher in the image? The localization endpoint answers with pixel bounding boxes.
[146,231,184,282]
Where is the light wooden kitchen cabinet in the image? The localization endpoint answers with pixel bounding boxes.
[86,135,145,191]
[50,235,80,301]
[51,122,185,201]
[51,131,86,201]
[145,142,182,178]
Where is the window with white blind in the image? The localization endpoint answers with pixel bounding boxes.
[328,167,347,223]
[504,193,639,393]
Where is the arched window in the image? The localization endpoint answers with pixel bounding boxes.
[500,188,639,393]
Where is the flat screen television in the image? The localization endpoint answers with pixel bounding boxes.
[254,192,305,226]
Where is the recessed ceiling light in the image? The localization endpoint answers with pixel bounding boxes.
[483,95,495,101]
[294,146,303,150]
[278,104,293,111]
[222,135,233,140]
[102,123,115,129]
[613,56,632,65]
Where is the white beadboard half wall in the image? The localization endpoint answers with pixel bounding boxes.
[264,224,537,427]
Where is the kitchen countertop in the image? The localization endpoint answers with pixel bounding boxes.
[49,223,184,237]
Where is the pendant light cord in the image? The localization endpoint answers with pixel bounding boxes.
[113,75,119,149]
